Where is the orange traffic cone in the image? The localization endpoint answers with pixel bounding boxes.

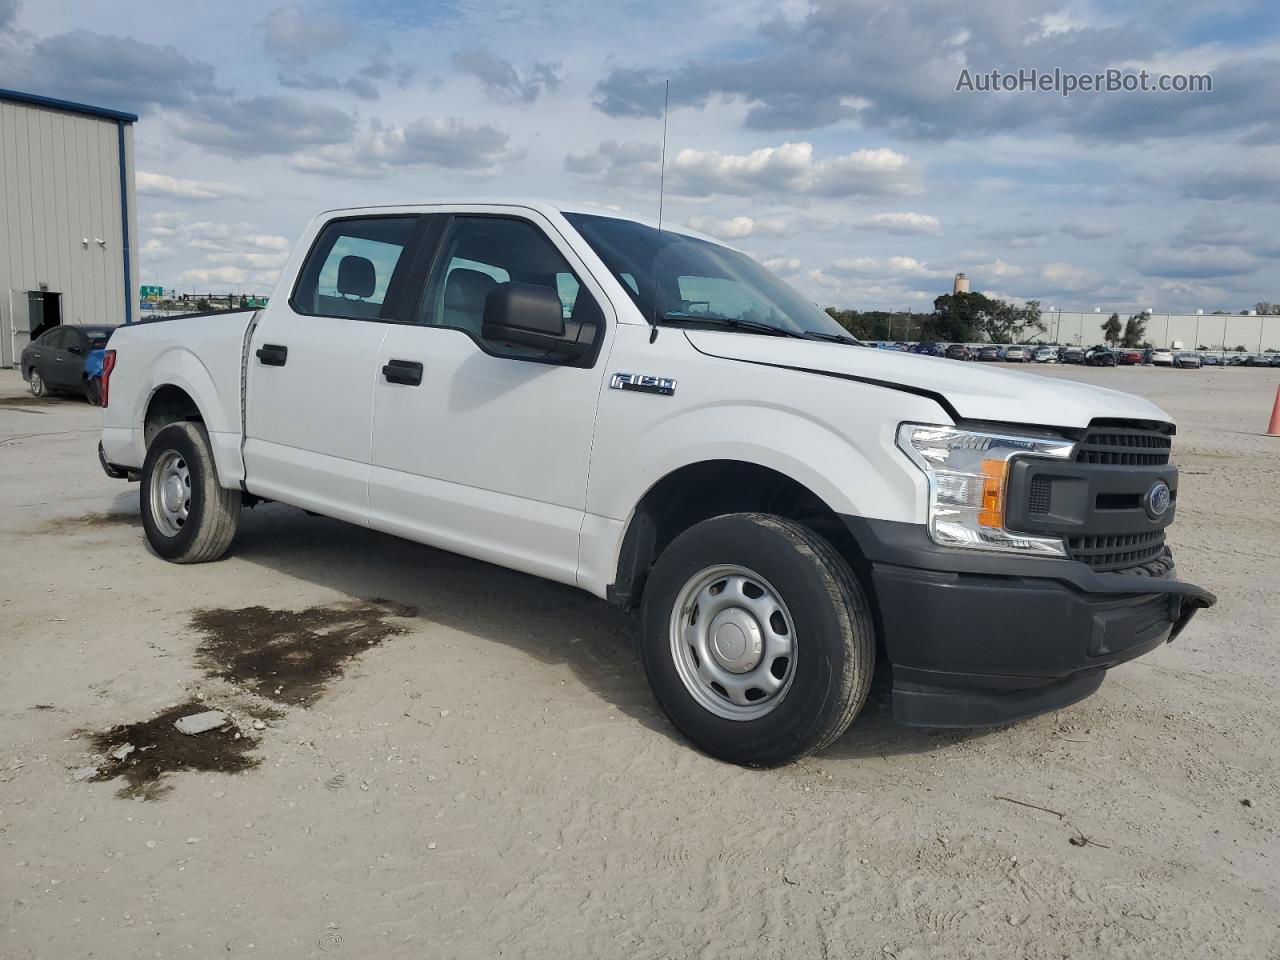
[1268,385,1280,437]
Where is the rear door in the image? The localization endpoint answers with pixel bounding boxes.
[244,214,429,523]
[46,328,80,389]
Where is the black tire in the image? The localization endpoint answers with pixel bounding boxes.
[640,513,875,767]
[140,421,241,563]
[28,368,47,398]
[85,379,101,406]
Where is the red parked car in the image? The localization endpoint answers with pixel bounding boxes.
[1117,349,1144,365]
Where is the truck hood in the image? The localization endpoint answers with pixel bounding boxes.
[684,331,1172,429]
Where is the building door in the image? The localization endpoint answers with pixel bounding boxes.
[27,291,62,343]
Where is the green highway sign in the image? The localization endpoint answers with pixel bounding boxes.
[140,285,163,300]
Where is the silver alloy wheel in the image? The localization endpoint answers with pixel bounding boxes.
[149,449,192,537]
[29,370,44,397]
[668,564,797,721]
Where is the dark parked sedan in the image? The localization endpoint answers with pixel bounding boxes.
[1059,346,1085,364]
[945,343,973,361]
[976,345,1003,361]
[20,325,116,400]
[1084,346,1117,367]
[910,340,947,357]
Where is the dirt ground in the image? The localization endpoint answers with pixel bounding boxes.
[1,363,1277,960]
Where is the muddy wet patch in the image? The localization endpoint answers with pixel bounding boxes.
[191,598,417,706]
[81,701,261,800]
[0,395,83,409]
[37,511,139,534]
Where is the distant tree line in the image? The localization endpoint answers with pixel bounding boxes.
[825,292,1046,343]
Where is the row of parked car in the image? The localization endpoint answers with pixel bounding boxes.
[886,340,1280,368]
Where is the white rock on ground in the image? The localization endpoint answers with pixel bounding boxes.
[173,711,229,735]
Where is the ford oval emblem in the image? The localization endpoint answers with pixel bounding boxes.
[1145,480,1172,519]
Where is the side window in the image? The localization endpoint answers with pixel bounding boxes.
[50,328,74,350]
[292,217,418,321]
[420,217,598,340]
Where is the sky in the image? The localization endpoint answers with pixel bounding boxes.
[2,0,1278,313]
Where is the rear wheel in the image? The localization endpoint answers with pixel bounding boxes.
[140,422,241,563]
[85,379,101,406]
[28,369,46,398]
[640,513,875,767]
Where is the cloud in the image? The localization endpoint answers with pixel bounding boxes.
[452,50,561,104]
[973,258,1024,280]
[1039,261,1101,292]
[180,265,279,288]
[855,211,941,235]
[564,140,660,186]
[684,215,789,239]
[0,29,217,113]
[141,212,290,290]
[179,95,356,157]
[761,256,802,274]
[0,0,18,31]
[826,255,949,278]
[137,171,250,202]
[288,116,514,178]
[669,142,921,198]
[590,0,1278,146]
[1134,246,1260,279]
[277,47,414,101]
[1059,221,1115,241]
[1182,161,1280,201]
[262,4,350,65]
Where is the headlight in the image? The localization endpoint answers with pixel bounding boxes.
[896,423,1075,556]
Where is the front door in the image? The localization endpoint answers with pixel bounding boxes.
[243,214,428,524]
[368,211,612,586]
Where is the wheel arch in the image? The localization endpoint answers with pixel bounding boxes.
[130,345,245,487]
[143,383,206,448]
[606,459,878,623]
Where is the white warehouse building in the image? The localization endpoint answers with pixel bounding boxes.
[0,88,138,368]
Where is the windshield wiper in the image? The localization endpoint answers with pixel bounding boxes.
[659,313,808,339]
[805,331,860,345]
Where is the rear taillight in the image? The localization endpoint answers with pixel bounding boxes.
[100,350,116,407]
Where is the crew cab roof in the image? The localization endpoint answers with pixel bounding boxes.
[313,198,723,246]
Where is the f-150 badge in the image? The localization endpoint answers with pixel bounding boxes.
[610,373,677,397]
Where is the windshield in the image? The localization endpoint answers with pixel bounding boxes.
[563,212,857,341]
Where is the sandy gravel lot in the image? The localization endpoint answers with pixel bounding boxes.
[1,363,1277,960]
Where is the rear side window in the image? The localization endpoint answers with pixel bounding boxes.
[292,216,419,321]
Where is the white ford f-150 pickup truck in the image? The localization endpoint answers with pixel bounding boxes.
[98,199,1214,766]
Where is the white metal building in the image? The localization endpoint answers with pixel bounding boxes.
[0,89,138,368]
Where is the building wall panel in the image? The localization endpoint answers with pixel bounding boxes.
[1,96,136,365]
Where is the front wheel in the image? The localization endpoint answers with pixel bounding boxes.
[640,513,875,767]
[28,369,46,398]
[140,421,241,563]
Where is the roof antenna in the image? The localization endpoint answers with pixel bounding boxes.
[649,79,670,344]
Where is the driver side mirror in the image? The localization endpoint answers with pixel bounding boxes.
[482,282,586,359]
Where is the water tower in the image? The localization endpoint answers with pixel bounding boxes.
[953,272,970,294]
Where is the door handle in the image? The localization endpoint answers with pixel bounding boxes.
[256,344,288,366]
[382,359,423,386]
